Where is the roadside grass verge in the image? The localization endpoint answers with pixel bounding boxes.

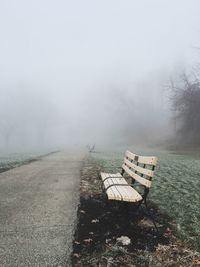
[73,152,200,266]
[92,147,200,251]
[0,151,58,173]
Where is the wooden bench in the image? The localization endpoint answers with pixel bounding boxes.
[100,150,158,228]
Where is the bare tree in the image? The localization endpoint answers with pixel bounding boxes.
[170,69,200,148]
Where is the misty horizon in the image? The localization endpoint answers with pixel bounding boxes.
[0,0,200,151]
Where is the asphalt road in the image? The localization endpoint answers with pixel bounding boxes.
[0,150,84,267]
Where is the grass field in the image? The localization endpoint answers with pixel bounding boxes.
[0,150,52,172]
[92,146,200,252]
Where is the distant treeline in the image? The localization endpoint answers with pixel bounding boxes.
[170,64,200,148]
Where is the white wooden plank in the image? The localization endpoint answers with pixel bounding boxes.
[125,150,158,166]
[101,172,117,200]
[101,172,142,202]
[122,164,152,188]
[103,173,142,202]
[124,158,154,177]
[108,173,130,201]
[101,172,122,201]
[108,175,142,202]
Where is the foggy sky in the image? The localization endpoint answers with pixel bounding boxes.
[0,0,200,150]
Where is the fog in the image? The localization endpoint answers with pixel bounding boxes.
[0,0,200,151]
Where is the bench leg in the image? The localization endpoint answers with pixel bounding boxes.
[135,200,143,211]
[144,199,159,233]
[101,191,109,208]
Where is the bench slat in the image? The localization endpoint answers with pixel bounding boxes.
[124,158,153,177]
[122,164,152,188]
[107,173,134,202]
[125,150,158,166]
[101,172,119,200]
[101,172,122,201]
[107,175,124,201]
[100,172,142,202]
[108,176,142,202]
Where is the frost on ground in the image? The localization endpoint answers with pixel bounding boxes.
[0,151,55,173]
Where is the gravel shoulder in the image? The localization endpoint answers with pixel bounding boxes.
[0,150,84,267]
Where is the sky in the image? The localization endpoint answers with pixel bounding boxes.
[0,0,200,150]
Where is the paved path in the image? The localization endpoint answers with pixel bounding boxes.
[0,150,84,267]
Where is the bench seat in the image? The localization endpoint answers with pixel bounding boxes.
[100,172,143,202]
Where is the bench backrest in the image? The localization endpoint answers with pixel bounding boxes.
[122,150,158,188]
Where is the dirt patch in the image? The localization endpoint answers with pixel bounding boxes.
[72,155,200,266]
